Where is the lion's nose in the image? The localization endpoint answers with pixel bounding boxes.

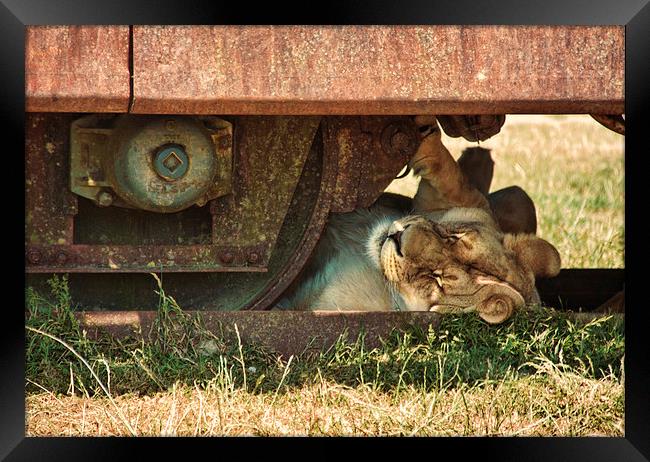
[387,224,410,257]
[388,230,403,244]
[387,230,403,256]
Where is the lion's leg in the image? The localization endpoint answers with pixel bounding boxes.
[411,116,491,213]
[457,146,494,196]
[456,146,538,234]
[488,186,538,234]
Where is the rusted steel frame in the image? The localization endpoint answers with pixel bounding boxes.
[131,25,624,115]
[77,311,443,358]
[435,115,506,142]
[210,117,320,260]
[25,26,130,113]
[75,310,623,358]
[325,116,419,213]
[25,114,78,246]
[26,114,323,276]
[590,114,625,135]
[246,124,338,310]
[24,244,268,273]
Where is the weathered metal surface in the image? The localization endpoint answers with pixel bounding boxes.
[590,114,625,135]
[210,117,320,260]
[74,310,622,358]
[70,115,233,213]
[245,125,337,310]
[25,244,268,273]
[25,114,78,246]
[26,115,337,311]
[324,116,418,213]
[436,115,506,142]
[26,114,324,276]
[76,311,444,357]
[131,26,624,115]
[25,26,130,113]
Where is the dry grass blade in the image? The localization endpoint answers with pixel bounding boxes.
[25,325,137,436]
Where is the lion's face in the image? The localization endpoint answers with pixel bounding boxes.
[369,207,561,324]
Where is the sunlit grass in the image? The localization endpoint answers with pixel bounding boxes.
[386,115,624,268]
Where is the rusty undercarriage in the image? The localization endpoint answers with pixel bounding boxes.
[25,26,624,355]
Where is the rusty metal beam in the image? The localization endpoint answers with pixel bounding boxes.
[75,310,622,358]
[24,244,268,273]
[78,310,444,357]
[25,26,130,113]
[131,25,624,115]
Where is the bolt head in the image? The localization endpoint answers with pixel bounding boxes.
[153,145,189,181]
[27,249,42,264]
[97,190,114,207]
[247,252,260,264]
[381,122,417,157]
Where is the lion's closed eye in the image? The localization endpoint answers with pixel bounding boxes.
[443,232,466,244]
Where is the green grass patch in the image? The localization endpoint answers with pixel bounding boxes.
[26,275,624,399]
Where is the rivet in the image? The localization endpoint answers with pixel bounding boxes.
[391,131,410,151]
[247,252,260,264]
[27,249,42,265]
[219,252,234,264]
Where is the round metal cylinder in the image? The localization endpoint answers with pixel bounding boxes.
[107,116,217,213]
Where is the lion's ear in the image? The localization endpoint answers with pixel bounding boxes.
[504,233,561,278]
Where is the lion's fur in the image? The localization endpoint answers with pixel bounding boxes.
[277,119,561,323]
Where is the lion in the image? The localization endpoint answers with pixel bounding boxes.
[277,116,561,324]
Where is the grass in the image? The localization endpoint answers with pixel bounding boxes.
[26,273,624,436]
[25,115,625,436]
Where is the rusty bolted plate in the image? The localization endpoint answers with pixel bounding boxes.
[27,115,416,311]
[27,115,336,311]
[70,114,234,214]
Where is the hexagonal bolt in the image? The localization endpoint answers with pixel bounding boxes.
[97,190,115,207]
[219,252,235,264]
[26,249,42,265]
[247,252,260,264]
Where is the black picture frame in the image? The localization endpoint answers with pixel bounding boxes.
[4,0,648,459]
